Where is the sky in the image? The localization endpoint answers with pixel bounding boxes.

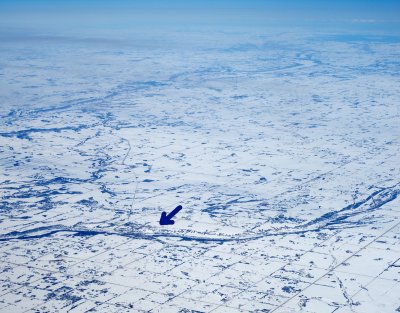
[0,0,399,34]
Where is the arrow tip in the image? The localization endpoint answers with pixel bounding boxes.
[159,211,175,225]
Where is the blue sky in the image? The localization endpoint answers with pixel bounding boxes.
[1,0,399,32]
[1,0,399,9]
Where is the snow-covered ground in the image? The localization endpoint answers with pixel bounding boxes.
[0,25,399,312]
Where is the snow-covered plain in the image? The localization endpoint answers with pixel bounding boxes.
[0,25,400,312]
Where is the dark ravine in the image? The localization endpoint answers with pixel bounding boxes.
[0,125,91,140]
[1,183,398,244]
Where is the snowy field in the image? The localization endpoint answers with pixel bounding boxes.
[0,22,400,312]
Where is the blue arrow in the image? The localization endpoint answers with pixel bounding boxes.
[159,205,182,225]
